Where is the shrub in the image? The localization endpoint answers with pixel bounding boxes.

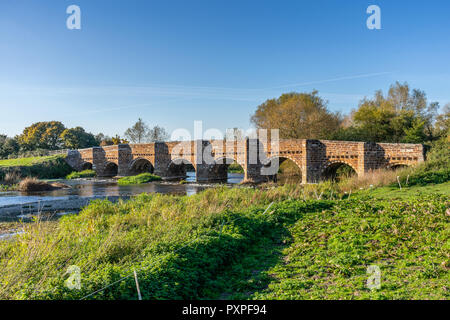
[117,173,162,185]
[18,177,69,192]
[66,170,96,179]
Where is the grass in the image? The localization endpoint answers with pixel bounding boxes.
[228,163,244,173]
[66,170,96,179]
[251,194,449,300]
[117,173,162,185]
[355,181,450,200]
[0,181,448,300]
[0,155,65,168]
[0,154,72,181]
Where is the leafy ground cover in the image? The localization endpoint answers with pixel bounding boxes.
[251,194,449,300]
[0,182,448,300]
[66,170,96,179]
[117,173,162,185]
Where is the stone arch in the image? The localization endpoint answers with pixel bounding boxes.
[81,162,93,171]
[102,162,118,177]
[261,156,303,182]
[129,158,154,175]
[321,161,357,181]
[213,157,245,182]
[166,158,196,179]
[262,156,302,175]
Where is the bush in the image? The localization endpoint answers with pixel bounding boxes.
[398,137,450,186]
[66,170,96,179]
[117,173,162,185]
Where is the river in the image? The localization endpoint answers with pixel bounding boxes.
[0,172,245,221]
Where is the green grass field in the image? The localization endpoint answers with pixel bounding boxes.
[0,154,72,181]
[0,155,65,167]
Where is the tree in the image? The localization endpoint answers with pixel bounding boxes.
[434,104,450,140]
[18,121,66,150]
[250,91,342,139]
[111,135,129,145]
[0,135,19,159]
[124,118,149,143]
[225,128,245,140]
[60,127,97,149]
[147,125,169,142]
[351,82,439,143]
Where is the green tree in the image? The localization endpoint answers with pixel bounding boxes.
[0,135,19,159]
[18,121,66,150]
[60,127,97,149]
[433,104,450,140]
[351,82,438,143]
[250,91,342,139]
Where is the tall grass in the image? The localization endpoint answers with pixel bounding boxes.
[0,185,329,299]
[338,168,409,192]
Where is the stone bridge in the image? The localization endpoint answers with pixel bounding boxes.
[65,139,424,183]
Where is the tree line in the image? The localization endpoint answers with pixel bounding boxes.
[251,82,449,144]
[1,82,448,159]
[0,120,170,159]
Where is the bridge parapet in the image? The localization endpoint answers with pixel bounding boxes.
[67,139,424,183]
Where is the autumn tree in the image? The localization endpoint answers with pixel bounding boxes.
[349,82,439,143]
[147,125,169,142]
[18,121,66,150]
[433,104,450,140]
[60,127,97,149]
[124,118,149,143]
[111,135,129,145]
[250,91,342,139]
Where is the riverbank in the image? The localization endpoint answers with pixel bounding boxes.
[0,180,448,300]
[0,154,72,182]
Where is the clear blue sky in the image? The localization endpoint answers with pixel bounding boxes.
[1,0,449,137]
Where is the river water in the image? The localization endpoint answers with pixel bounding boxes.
[0,172,244,208]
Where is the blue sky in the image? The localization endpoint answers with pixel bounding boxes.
[1,0,449,137]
